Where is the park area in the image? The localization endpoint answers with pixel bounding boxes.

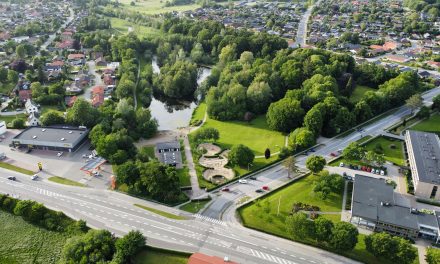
[109,17,163,38]
[410,113,440,134]
[349,85,375,103]
[117,0,200,14]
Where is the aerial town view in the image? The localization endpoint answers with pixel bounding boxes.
[0,0,440,263]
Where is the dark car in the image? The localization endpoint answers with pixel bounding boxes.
[255,189,264,193]
[221,188,230,192]
[7,176,16,181]
[249,176,257,180]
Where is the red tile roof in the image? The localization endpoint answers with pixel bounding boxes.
[68,53,85,60]
[188,253,238,264]
[18,90,32,102]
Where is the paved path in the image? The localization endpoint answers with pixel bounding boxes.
[183,135,205,198]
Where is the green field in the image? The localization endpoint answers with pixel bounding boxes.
[117,0,200,14]
[201,115,285,156]
[176,167,191,186]
[0,162,35,175]
[190,102,207,125]
[364,137,405,166]
[0,113,27,125]
[134,247,190,264]
[410,113,440,134]
[110,17,163,38]
[48,176,86,187]
[134,204,187,220]
[0,210,74,264]
[179,199,211,213]
[349,85,375,103]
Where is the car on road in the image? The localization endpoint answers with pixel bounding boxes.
[310,148,315,152]
[221,188,230,192]
[7,176,16,181]
[380,170,385,176]
[255,189,264,193]
[31,174,38,180]
[262,186,269,191]
[249,176,257,180]
[339,162,344,167]
[330,152,338,157]
[238,179,247,184]
[25,148,32,153]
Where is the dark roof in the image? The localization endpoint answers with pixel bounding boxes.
[13,126,89,145]
[352,175,419,230]
[406,130,440,184]
[156,141,180,150]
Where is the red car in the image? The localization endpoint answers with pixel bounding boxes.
[221,188,230,192]
[262,186,269,191]
[330,153,337,157]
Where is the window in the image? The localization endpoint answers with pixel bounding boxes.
[430,186,438,199]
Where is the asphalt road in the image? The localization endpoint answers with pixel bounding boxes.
[0,170,357,264]
[293,1,320,47]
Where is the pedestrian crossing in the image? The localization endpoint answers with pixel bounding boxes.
[237,246,299,264]
[194,214,227,226]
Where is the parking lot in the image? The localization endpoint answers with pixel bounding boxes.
[0,129,113,189]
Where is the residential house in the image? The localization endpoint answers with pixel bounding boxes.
[61,31,73,41]
[91,85,105,108]
[384,55,411,63]
[18,89,31,103]
[103,74,115,86]
[95,57,107,67]
[65,96,77,108]
[427,61,440,69]
[27,112,40,126]
[25,99,38,114]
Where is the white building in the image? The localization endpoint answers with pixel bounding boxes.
[25,99,39,114]
[26,112,40,127]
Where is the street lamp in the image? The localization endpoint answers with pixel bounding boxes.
[247,163,253,171]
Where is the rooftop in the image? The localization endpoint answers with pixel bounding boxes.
[406,130,440,185]
[13,126,89,145]
[188,253,238,264]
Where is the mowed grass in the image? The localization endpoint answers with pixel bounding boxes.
[0,162,34,175]
[190,102,206,124]
[0,210,74,264]
[239,174,343,237]
[110,17,163,37]
[179,199,211,213]
[134,247,189,264]
[118,0,200,14]
[134,204,187,220]
[201,115,285,156]
[349,85,375,103]
[176,167,191,186]
[364,136,405,166]
[0,113,27,125]
[410,113,440,134]
[48,176,86,187]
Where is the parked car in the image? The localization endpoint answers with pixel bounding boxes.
[339,162,344,167]
[255,189,264,193]
[7,176,16,181]
[221,188,230,192]
[330,152,337,157]
[238,179,247,184]
[249,176,257,180]
[380,170,385,176]
[310,148,316,152]
[262,186,269,191]
[31,174,38,180]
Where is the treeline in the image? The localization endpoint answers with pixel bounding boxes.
[78,16,111,32]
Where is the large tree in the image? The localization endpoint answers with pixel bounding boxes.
[246,81,272,114]
[266,98,305,132]
[154,60,198,99]
[288,127,316,152]
[228,144,255,167]
[306,155,326,173]
[426,247,440,264]
[113,230,146,263]
[314,217,334,243]
[330,222,358,251]
[66,98,101,128]
[343,142,365,161]
[405,93,423,113]
[286,212,315,240]
[40,110,65,126]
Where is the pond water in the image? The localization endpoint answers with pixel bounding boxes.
[150,57,211,131]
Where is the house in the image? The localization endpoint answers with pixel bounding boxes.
[103,74,115,86]
[155,141,183,168]
[384,55,411,63]
[26,112,40,126]
[67,53,85,61]
[350,174,440,242]
[56,40,73,49]
[61,31,73,41]
[91,85,105,108]
[405,130,440,201]
[187,253,238,264]
[65,96,77,108]
[95,57,107,67]
[18,89,32,103]
[91,51,103,60]
[427,61,440,69]
[0,31,11,41]
[418,71,431,79]
[25,99,38,114]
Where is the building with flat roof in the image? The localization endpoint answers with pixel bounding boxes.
[351,175,440,241]
[12,126,89,152]
[405,130,440,200]
[155,141,182,168]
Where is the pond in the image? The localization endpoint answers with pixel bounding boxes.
[150,57,211,131]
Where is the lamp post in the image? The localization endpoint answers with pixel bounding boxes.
[247,163,253,171]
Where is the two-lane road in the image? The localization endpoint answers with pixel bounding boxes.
[0,170,357,264]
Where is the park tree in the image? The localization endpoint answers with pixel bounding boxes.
[7,70,19,84]
[61,229,115,264]
[306,155,326,173]
[135,108,157,139]
[278,146,291,159]
[219,44,236,66]
[288,127,316,152]
[15,44,26,59]
[354,100,373,123]
[0,67,7,81]
[343,142,365,161]
[246,81,272,114]
[228,144,255,167]
[264,148,271,159]
[113,230,146,263]
[115,161,140,187]
[283,156,298,178]
[192,127,220,143]
[266,98,305,132]
[417,106,430,119]
[286,212,315,240]
[395,238,418,264]
[426,247,440,264]
[365,232,397,260]
[330,222,358,251]
[239,51,254,65]
[40,110,65,126]
[116,79,136,99]
[66,98,101,128]
[190,43,204,63]
[314,217,334,243]
[303,107,324,136]
[406,93,423,113]
[313,171,344,199]
[11,118,25,129]
[432,94,440,111]
[154,60,198,99]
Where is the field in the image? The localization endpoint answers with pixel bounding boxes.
[117,0,200,15]
[410,113,440,134]
[190,102,206,125]
[349,85,375,103]
[48,176,86,187]
[0,210,73,264]
[201,115,285,156]
[110,17,163,38]
[134,247,190,264]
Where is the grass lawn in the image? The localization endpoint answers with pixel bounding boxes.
[0,162,34,175]
[233,155,279,176]
[140,145,155,160]
[134,247,189,264]
[364,136,405,166]
[410,113,440,134]
[117,0,200,14]
[0,113,27,126]
[179,199,211,214]
[48,176,85,187]
[134,204,187,220]
[190,102,206,125]
[176,167,191,186]
[201,115,285,156]
[40,105,65,115]
[0,210,75,264]
[110,17,163,37]
[349,85,375,103]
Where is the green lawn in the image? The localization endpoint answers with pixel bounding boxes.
[0,210,75,264]
[190,102,206,125]
[134,204,187,220]
[179,199,211,214]
[0,162,34,175]
[200,115,285,156]
[40,105,65,115]
[176,167,191,186]
[349,85,375,103]
[0,114,27,126]
[410,113,440,134]
[48,176,86,187]
[134,247,189,264]
[364,136,405,166]
[141,145,156,160]
[110,17,163,37]
[117,0,200,14]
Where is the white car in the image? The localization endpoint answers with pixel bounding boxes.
[380,170,385,176]
[339,162,344,167]
[31,174,38,180]
[238,179,248,184]
[57,152,63,157]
